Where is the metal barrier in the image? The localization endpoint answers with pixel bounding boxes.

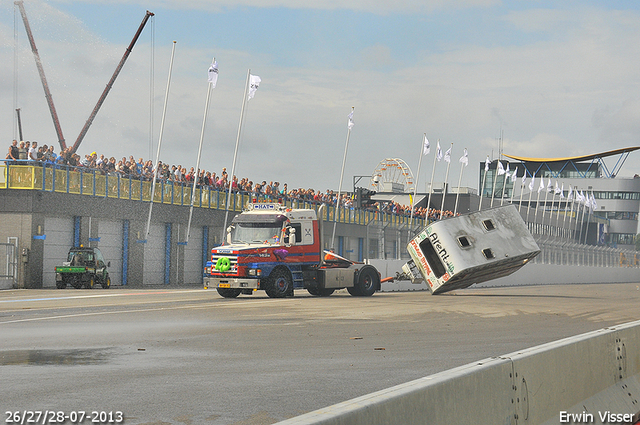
[277,320,640,425]
[0,162,426,230]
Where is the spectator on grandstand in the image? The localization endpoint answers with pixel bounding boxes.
[6,140,19,163]
[28,141,38,161]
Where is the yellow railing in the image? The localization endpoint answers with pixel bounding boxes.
[0,163,425,229]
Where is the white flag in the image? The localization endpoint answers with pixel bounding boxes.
[444,146,451,163]
[504,163,510,178]
[529,173,535,192]
[436,140,443,161]
[207,61,219,87]
[578,190,585,204]
[484,156,490,172]
[554,181,561,195]
[248,74,261,100]
[347,110,354,130]
[547,179,553,193]
[511,166,518,183]
[590,193,597,210]
[497,161,505,176]
[423,135,430,155]
[567,185,573,201]
[521,171,527,187]
[538,177,545,193]
[559,183,565,198]
[459,148,468,166]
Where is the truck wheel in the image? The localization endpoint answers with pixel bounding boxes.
[217,288,242,298]
[265,268,293,298]
[350,266,379,297]
[307,287,335,297]
[101,275,111,289]
[84,276,95,289]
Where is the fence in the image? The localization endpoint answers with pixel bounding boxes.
[0,162,426,230]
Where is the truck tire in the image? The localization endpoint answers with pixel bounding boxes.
[307,287,335,297]
[265,268,293,298]
[101,275,111,289]
[217,288,242,298]
[349,266,379,297]
[84,276,95,289]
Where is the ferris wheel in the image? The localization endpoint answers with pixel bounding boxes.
[370,158,415,193]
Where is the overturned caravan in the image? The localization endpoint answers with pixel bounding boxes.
[404,205,540,295]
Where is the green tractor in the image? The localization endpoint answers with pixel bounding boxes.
[55,247,111,289]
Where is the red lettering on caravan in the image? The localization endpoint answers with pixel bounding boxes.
[410,239,432,275]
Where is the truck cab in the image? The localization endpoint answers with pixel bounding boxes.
[204,203,380,298]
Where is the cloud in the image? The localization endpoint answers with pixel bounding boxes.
[54,0,500,15]
[3,1,640,195]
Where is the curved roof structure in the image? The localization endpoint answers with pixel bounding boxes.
[503,146,640,163]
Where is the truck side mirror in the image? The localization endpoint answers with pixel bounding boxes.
[226,226,233,245]
[288,227,296,246]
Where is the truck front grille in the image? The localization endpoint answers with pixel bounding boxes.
[211,254,239,275]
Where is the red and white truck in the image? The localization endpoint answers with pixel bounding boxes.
[203,203,381,298]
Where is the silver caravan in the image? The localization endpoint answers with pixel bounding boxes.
[405,205,540,294]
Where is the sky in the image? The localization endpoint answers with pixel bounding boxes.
[2,0,640,193]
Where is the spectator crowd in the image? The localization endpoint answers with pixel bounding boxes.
[6,139,458,221]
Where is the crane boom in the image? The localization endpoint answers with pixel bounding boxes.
[15,1,66,151]
[70,10,154,154]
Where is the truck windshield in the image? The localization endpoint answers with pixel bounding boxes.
[231,223,281,244]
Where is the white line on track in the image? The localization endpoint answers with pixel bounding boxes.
[0,299,275,324]
[0,289,206,303]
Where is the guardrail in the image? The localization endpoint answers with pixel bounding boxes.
[277,320,640,425]
[0,162,425,229]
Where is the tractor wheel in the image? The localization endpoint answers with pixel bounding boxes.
[265,268,293,298]
[101,275,111,289]
[56,282,66,289]
[84,276,95,289]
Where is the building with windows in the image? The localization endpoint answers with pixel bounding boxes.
[479,147,640,250]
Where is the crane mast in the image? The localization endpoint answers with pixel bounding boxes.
[15,0,66,151]
[71,10,155,154]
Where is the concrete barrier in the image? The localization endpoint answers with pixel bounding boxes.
[277,320,640,425]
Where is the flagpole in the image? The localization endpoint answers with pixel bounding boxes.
[546,189,556,236]
[534,178,543,226]
[222,69,251,242]
[453,148,467,216]
[564,186,573,239]
[331,106,354,249]
[577,198,587,244]
[426,139,439,216]
[518,171,526,213]
[508,170,517,206]
[478,156,489,211]
[555,184,564,232]
[409,133,426,238]
[186,57,215,244]
[145,41,176,240]
[439,143,453,217]
[583,192,593,245]
[499,164,509,206]
[541,182,550,235]
[526,174,535,224]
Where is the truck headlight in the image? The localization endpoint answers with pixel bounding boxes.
[248,269,262,276]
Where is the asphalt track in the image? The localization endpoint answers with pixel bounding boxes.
[1,283,640,425]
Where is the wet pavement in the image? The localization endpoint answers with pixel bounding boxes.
[1,283,639,424]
